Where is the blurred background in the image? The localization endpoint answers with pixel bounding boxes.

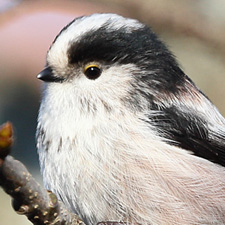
[0,0,225,224]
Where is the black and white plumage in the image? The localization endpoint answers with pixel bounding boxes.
[36,14,225,224]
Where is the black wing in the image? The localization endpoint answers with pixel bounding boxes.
[149,102,225,167]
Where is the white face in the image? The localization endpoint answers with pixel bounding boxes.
[42,14,146,112]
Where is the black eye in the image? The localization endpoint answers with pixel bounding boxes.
[84,65,102,80]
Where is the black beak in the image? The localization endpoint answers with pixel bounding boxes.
[37,67,64,83]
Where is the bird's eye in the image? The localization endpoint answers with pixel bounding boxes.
[84,64,102,80]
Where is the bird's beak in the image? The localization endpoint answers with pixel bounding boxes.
[37,67,64,83]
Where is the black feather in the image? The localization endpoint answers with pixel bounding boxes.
[149,103,225,167]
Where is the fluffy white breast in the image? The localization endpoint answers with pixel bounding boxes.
[37,80,225,224]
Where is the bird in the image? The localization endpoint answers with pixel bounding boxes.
[36,13,225,225]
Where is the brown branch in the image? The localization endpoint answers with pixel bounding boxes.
[0,122,85,225]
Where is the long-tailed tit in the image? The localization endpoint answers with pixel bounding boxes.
[37,14,225,224]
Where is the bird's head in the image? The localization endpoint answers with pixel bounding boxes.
[38,13,186,114]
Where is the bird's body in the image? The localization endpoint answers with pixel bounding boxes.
[37,14,225,224]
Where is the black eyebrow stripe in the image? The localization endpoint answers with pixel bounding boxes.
[67,25,168,65]
[67,28,132,64]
